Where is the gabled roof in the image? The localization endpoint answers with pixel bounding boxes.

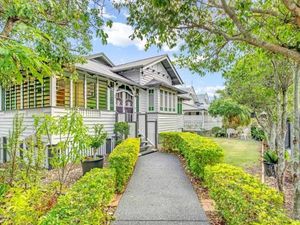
[75,60,144,88]
[145,79,187,94]
[112,55,165,71]
[178,86,199,103]
[87,53,114,67]
[112,55,184,85]
[197,93,210,104]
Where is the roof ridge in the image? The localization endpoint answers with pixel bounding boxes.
[114,54,167,67]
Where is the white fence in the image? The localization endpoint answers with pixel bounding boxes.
[183,115,222,131]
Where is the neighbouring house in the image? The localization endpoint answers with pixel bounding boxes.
[179,86,222,131]
[0,53,187,165]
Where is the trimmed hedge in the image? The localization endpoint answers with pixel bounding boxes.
[159,132,224,178]
[108,138,140,192]
[40,168,116,225]
[204,164,300,225]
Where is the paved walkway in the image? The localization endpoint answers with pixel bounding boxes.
[112,152,209,225]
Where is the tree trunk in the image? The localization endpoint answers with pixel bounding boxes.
[293,63,300,220]
[274,60,287,192]
[276,89,288,192]
[269,122,277,150]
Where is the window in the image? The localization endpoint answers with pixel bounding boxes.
[168,92,172,111]
[4,77,50,110]
[87,78,97,109]
[98,79,107,110]
[164,91,167,111]
[73,76,84,108]
[160,90,164,111]
[173,93,176,112]
[177,98,182,114]
[148,89,154,111]
[57,78,71,107]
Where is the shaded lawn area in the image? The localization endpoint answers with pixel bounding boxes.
[212,138,261,169]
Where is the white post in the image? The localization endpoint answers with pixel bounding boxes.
[50,76,56,107]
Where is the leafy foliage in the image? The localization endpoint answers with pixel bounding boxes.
[251,125,266,141]
[264,150,279,164]
[211,126,226,138]
[108,138,140,192]
[0,0,112,86]
[209,98,251,129]
[124,0,300,73]
[159,132,224,178]
[1,185,57,225]
[40,168,116,225]
[34,111,90,192]
[114,122,130,145]
[204,163,300,225]
[89,124,107,158]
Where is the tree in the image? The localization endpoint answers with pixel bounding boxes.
[208,98,251,129]
[223,51,294,192]
[0,0,111,86]
[125,0,300,74]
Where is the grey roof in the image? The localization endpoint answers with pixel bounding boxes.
[145,79,187,94]
[112,55,166,71]
[178,93,192,100]
[197,94,210,104]
[112,55,184,85]
[75,60,143,88]
[86,53,115,67]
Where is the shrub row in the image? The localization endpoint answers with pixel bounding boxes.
[108,138,140,192]
[159,132,224,178]
[40,168,116,225]
[204,163,300,225]
[40,137,140,224]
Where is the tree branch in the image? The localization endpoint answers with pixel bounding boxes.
[283,0,300,26]
[0,17,19,38]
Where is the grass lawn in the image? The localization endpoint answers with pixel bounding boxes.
[212,137,261,169]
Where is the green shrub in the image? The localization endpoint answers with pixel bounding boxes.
[159,132,224,178]
[40,168,116,225]
[108,138,140,192]
[251,125,265,141]
[211,127,226,137]
[204,163,299,225]
[1,185,56,225]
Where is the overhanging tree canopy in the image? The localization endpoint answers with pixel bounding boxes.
[125,0,300,74]
[0,0,111,86]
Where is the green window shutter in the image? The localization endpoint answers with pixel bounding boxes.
[43,77,50,107]
[5,88,10,110]
[1,88,5,111]
[29,79,35,108]
[35,79,43,108]
[177,98,182,114]
[110,86,114,111]
[98,80,107,110]
[87,78,97,109]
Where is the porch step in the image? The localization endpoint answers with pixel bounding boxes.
[140,144,152,152]
[139,148,158,157]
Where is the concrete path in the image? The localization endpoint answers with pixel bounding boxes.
[112,152,209,225]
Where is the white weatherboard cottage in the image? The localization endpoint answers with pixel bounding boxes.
[179,86,222,131]
[0,53,186,164]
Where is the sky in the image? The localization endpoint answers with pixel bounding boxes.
[90,2,225,97]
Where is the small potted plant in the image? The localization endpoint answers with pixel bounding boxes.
[263,150,278,177]
[81,124,107,175]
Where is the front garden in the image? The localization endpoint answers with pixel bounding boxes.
[160,132,300,225]
[0,112,139,225]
